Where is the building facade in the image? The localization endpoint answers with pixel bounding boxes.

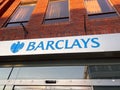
[0,0,120,90]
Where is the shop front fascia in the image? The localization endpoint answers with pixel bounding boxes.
[0,33,120,66]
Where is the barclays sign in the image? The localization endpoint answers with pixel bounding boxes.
[26,38,100,51]
[0,33,120,56]
[11,38,100,54]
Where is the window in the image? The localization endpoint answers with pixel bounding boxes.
[44,0,69,24]
[84,0,118,19]
[10,66,85,79]
[0,64,120,89]
[5,4,35,27]
[0,68,13,90]
[88,65,120,79]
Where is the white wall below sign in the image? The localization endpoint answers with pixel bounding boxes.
[0,33,120,56]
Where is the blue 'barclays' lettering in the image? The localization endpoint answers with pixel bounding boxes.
[26,37,100,51]
[81,38,90,48]
[34,41,44,50]
[65,40,72,49]
[55,40,64,49]
[71,39,82,48]
[26,42,36,51]
[91,38,100,48]
[46,41,55,50]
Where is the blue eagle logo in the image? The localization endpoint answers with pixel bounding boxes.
[11,41,25,53]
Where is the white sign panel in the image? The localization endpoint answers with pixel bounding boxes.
[0,33,120,56]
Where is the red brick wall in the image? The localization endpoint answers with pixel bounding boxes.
[0,27,24,41]
[0,0,120,41]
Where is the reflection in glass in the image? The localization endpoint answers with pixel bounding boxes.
[88,65,120,79]
[0,65,120,90]
[0,68,12,90]
[7,22,27,27]
[84,0,118,19]
[88,13,118,19]
[44,18,69,24]
[6,4,35,27]
[9,5,35,22]
[44,0,69,24]
[10,66,85,79]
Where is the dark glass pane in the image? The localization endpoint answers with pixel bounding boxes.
[84,0,115,14]
[98,0,115,13]
[112,65,120,71]
[88,65,120,79]
[93,86,120,90]
[9,4,35,22]
[7,22,27,27]
[44,18,69,24]
[45,0,69,19]
[89,13,118,19]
